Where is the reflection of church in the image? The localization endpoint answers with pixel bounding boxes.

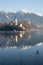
[10,31,24,42]
[0,31,25,48]
[0,31,39,48]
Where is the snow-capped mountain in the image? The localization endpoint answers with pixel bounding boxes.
[0,10,43,26]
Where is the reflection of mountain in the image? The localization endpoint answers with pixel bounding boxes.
[0,31,43,48]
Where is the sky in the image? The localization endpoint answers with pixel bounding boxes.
[0,0,43,15]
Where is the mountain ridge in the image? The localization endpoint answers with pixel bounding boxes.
[0,10,43,27]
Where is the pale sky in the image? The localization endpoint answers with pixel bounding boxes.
[0,0,43,15]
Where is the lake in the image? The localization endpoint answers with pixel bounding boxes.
[0,30,43,65]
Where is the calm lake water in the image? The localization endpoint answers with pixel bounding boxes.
[0,30,43,65]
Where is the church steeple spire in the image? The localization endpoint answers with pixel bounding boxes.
[14,16,18,25]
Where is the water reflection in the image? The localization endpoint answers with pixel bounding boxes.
[0,30,43,65]
[0,30,43,48]
[0,31,35,48]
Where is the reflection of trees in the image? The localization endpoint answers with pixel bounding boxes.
[0,31,42,48]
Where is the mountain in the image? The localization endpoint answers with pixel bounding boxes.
[21,20,37,29]
[0,10,43,27]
